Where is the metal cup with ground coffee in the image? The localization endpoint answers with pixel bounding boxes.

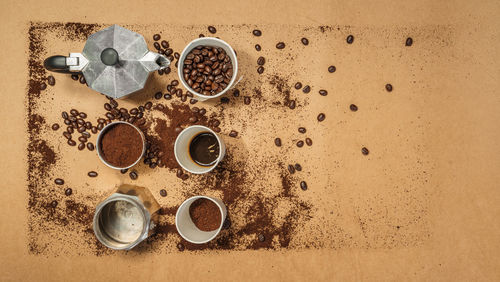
[93,184,160,250]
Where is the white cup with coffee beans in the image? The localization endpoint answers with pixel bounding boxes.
[178,37,238,101]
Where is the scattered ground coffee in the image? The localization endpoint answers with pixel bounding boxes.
[189,198,221,231]
[99,123,143,168]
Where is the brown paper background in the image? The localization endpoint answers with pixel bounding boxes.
[1,0,499,281]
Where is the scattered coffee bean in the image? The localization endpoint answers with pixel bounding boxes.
[276,42,285,49]
[88,171,98,177]
[295,163,302,171]
[229,130,238,137]
[305,138,312,146]
[297,140,304,147]
[52,123,60,131]
[190,98,198,104]
[317,113,325,122]
[288,164,295,174]
[47,75,55,86]
[181,174,189,180]
[153,42,161,50]
[161,40,169,48]
[298,127,306,133]
[294,82,302,89]
[361,147,369,155]
[257,66,264,74]
[68,139,76,146]
[289,100,296,109]
[233,89,240,97]
[177,243,185,251]
[70,109,78,116]
[258,234,265,242]
[301,37,309,45]
[159,189,167,197]
[328,65,336,73]
[252,29,262,36]
[154,92,162,99]
[385,84,393,92]
[40,82,47,90]
[405,37,413,46]
[319,89,328,96]
[62,111,69,119]
[67,127,74,134]
[63,132,72,140]
[257,56,265,65]
[77,143,84,150]
[213,127,221,133]
[129,171,138,180]
[244,96,251,105]
[274,138,282,147]
[164,93,172,100]
[189,116,198,123]
[54,178,64,185]
[79,76,86,84]
[51,200,58,208]
[87,142,94,151]
[199,33,205,38]
[174,52,180,59]
[120,168,128,174]
[145,101,153,110]
[346,35,354,44]
[220,97,230,104]
[153,34,161,41]
[199,108,207,115]
[71,74,79,80]
[208,26,217,33]
[300,181,308,190]
[302,85,311,93]
[350,104,358,111]
[78,136,87,143]
[255,44,261,51]
[64,188,72,196]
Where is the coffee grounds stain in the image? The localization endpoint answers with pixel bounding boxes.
[269,74,296,109]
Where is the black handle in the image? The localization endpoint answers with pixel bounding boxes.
[44,55,71,73]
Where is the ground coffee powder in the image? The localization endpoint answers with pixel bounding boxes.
[99,123,143,168]
[189,198,221,231]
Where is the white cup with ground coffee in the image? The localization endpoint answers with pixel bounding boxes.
[96,121,146,170]
[178,37,238,101]
[175,196,227,244]
[174,125,226,174]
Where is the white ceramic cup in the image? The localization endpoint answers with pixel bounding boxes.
[177,37,238,101]
[175,196,227,244]
[96,121,146,170]
[174,125,226,174]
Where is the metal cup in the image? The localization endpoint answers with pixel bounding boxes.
[93,185,160,250]
[95,121,146,170]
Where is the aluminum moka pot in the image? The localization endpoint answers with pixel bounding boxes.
[44,25,170,99]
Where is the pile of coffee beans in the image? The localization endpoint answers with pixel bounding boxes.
[164,79,197,104]
[181,45,234,96]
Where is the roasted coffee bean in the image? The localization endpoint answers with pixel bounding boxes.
[97,123,104,130]
[51,123,60,131]
[129,171,138,180]
[181,95,187,102]
[302,85,311,93]
[77,126,86,133]
[51,200,58,208]
[149,162,157,169]
[361,147,369,155]
[244,96,251,105]
[199,108,207,115]
[164,93,172,100]
[300,181,308,190]
[181,174,189,180]
[405,37,413,46]
[67,126,74,134]
[174,52,180,59]
[79,76,86,84]
[85,121,92,129]
[78,143,85,150]
[120,168,128,174]
[229,130,238,138]
[289,100,296,109]
[68,139,76,146]
[301,37,309,45]
[62,111,69,119]
[63,131,72,140]
[220,97,230,104]
[257,66,264,74]
[54,178,64,185]
[255,44,261,51]
[319,89,328,96]
[88,171,98,177]
[91,126,98,134]
[177,243,185,251]
[305,138,312,146]
[64,188,72,196]
[276,42,285,49]
[78,136,87,143]
[40,82,47,90]
[79,112,87,119]
[76,118,84,126]
[212,119,221,127]
[252,29,262,36]
[159,189,167,197]
[153,34,161,41]
[145,101,153,110]
[47,75,55,86]
[233,89,240,97]
[298,127,306,133]
[138,105,145,112]
[161,40,169,48]
[70,109,79,116]
[295,163,302,171]
[190,98,198,104]
[288,164,295,174]
[153,42,161,50]
[87,142,95,151]
[346,35,354,44]
[294,82,302,89]
[385,84,393,92]
[110,99,118,108]
[257,56,265,65]
[317,113,325,122]
[274,138,282,147]
[82,132,91,138]
[157,104,165,110]
[155,92,162,99]
[213,127,221,133]
[350,104,358,111]
[189,116,198,123]
[208,26,217,33]
[176,168,183,178]
[258,234,265,242]
[297,140,304,147]
[328,65,336,73]
[164,67,171,74]
[71,74,79,80]
[104,103,112,111]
